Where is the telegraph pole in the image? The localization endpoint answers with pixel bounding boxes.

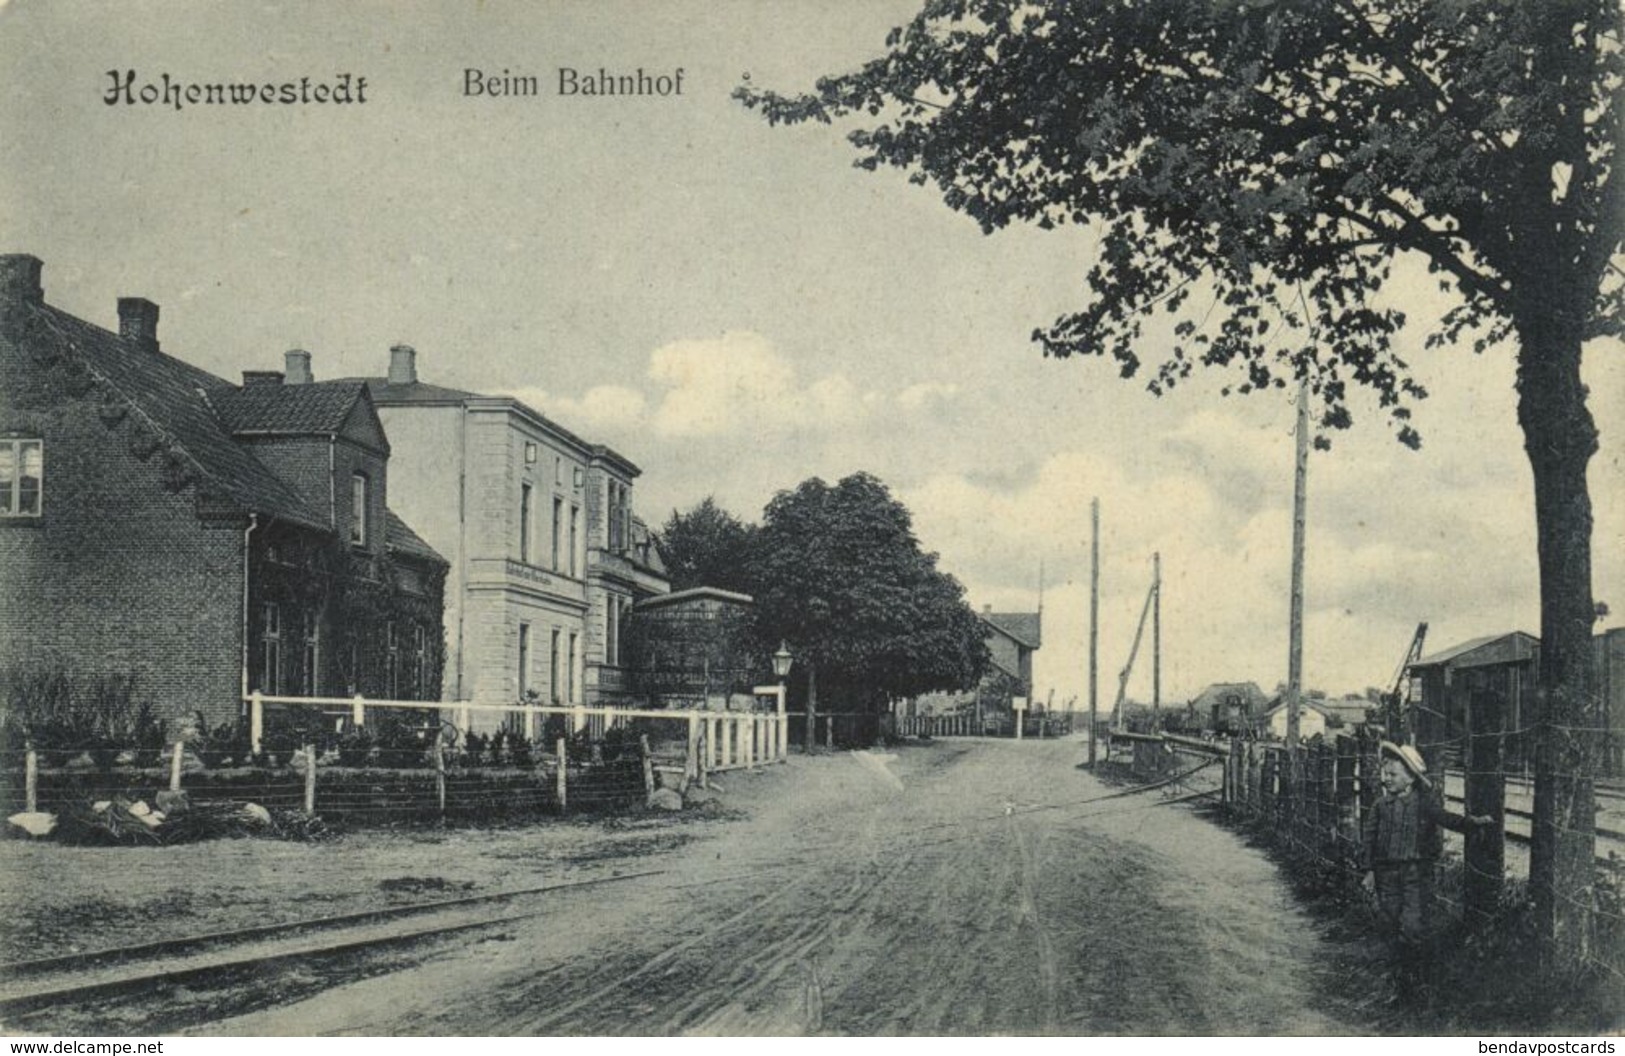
[1152,551,1161,729]
[1286,380,1310,764]
[1088,497,1100,767]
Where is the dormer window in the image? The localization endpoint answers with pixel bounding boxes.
[351,472,369,546]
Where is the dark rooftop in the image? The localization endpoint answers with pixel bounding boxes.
[215,380,371,437]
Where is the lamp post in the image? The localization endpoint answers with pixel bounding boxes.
[771,641,792,761]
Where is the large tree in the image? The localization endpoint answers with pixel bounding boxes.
[749,473,990,716]
[738,1,1621,955]
[654,497,757,594]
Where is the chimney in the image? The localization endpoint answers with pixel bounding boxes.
[983,604,992,614]
[242,370,284,388]
[388,343,418,386]
[118,297,161,354]
[284,348,313,385]
[0,255,44,305]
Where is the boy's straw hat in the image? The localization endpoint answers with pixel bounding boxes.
[1379,740,1430,787]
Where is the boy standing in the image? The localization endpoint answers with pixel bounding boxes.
[1361,740,1493,944]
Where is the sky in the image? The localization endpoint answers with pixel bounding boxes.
[3,0,1621,707]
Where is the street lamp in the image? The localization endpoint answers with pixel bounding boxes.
[771,641,792,760]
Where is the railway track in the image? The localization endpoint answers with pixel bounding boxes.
[0,867,671,1026]
[1442,792,1625,851]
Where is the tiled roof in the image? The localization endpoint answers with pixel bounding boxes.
[15,302,328,530]
[215,380,368,436]
[385,509,445,566]
[983,611,1042,650]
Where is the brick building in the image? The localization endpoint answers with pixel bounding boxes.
[0,254,446,729]
[352,346,668,727]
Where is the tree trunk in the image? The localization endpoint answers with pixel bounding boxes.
[1516,316,1600,965]
[805,660,818,754]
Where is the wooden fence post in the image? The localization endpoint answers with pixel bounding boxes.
[1464,688,1507,926]
[556,737,568,814]
[1319,742,1337,854]
[434,738,447,819]
[352,694,366,729]
[824,715,833,749]
[1335,734,1357,847]
[303,744,317,815]
[24,746,37,814]
[250,691,264,756]
[169,740,184,792]
[640,735,655,805]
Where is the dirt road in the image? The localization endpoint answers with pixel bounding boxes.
[207,737,1374,1036]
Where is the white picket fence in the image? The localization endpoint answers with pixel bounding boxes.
[244,686,791,778]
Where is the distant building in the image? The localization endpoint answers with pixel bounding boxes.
[1257,699,1331,741]
[1405,629,1625,772]
[1185,681,1269,734]
[625,586,757,709]
[1408,631,1539,755]
[1317,695,1378,731]
[0,254,446,728]
[904,605,1042,730]
[353,346,668,728]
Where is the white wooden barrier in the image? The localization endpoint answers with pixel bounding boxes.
[244,692,790,768]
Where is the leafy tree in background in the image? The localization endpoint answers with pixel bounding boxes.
[738,0,1621,956]
[654,497,757,594]
[749,473,990,723]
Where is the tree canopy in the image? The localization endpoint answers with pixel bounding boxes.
[737,0,1621,955]
[654,497,757,594]
[748,473,991,708]
[739,0,1620,444]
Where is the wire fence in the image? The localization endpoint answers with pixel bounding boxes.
[1122,726,1625,984]
[0,733,656,832]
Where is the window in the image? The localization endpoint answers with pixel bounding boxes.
[260,602,282,694]
[414,624,429,700]
[569,504,580,577]
[0,439,42,517]
[519,483,534,564]
[517,623,532,701]
[550,629,561,704]
[606,599,617,667]
[525,441,538,465]
[554,455,563,485]
[551,497,563,571]
[300,608,320,696]
[607,482,627,552]
[350,472,369,546]
[386,620,399,699]
[567,632,578,704]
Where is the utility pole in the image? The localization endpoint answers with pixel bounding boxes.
[1152,551,1161,730]
[1088,497,1099,767]
[1286,379,1310,766]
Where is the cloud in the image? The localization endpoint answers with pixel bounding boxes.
[646,331,871,438]
[897,381,961,412]
[507,384,648,434]
[897,404,1562,706]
